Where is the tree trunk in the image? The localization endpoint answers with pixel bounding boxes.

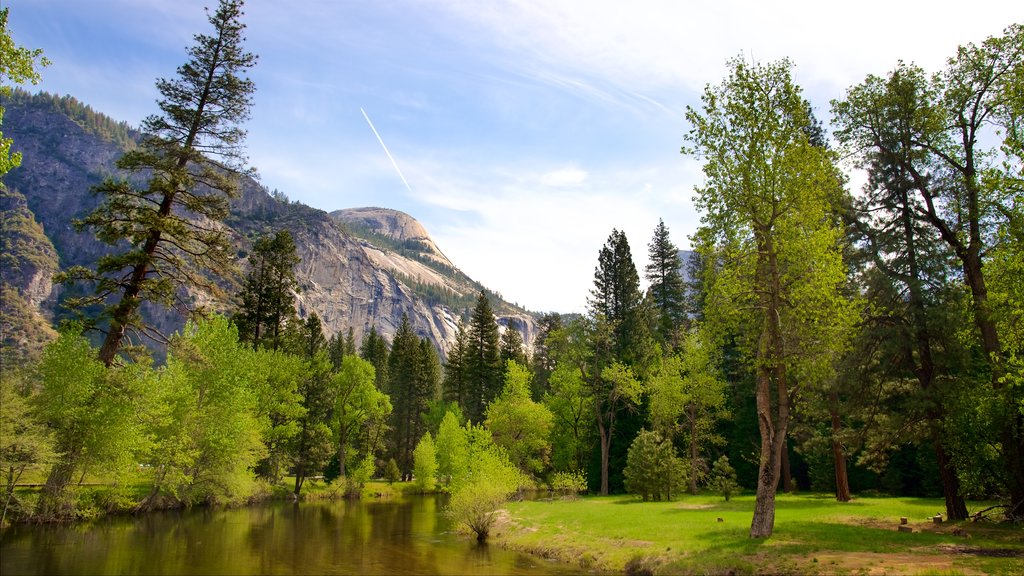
[936,443,968,521]
[689,406,699,495]
[36,456,78,520]
[598,418,610,496]
[780,441,793,493]
[750,360,788,538]
[338,434,348,479]
[829,391,851,502]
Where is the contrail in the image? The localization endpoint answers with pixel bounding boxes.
[361,107,413,194]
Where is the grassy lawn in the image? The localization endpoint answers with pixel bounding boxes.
[495,493,1024,575]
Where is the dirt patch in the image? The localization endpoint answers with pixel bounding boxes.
[938,544,1024,558]
[805,551,986,575]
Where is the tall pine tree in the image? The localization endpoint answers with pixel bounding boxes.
[645,219,687,347]
[62,0,257,365]
[464,291,502,423]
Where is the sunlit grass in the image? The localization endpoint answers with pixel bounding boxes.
[498,492,1024,575]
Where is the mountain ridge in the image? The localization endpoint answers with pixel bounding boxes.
[0,90,537,359]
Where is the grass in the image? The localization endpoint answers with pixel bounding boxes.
[494,492,1024,575]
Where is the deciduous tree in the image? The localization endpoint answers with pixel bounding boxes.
[684,56,853,537]
[1,7,49,176]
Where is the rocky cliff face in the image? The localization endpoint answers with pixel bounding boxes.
[1,92,536,359]
[0,185,59,360]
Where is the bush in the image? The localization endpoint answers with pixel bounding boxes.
[384,458,401,484]
[549,470,587,500]
[623,430,688,501]
[710,455,740,501]
[445,425,524,542]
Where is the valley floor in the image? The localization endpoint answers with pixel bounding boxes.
[493,493,1024,575]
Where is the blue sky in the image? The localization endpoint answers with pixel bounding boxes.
[6,0,1019,313]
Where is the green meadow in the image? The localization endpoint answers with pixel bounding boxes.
[496,493,1024,575]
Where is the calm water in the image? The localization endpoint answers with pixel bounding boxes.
[0,495,582,575]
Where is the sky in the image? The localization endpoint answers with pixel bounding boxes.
[6,0,1020,313]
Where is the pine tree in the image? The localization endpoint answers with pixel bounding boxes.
[589,229,649,366]
[442,320,469,408]
[388,314,430,480]
[499,318,527,368]
[464,292,502,423]
[234,229,299,351]
[61,0,257,365]
[360,326,390,391]
[645,219,687,347]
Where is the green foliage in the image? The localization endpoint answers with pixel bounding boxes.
[623,429,688,502]
[435,410,468,488]
[146,316,265,506]
[359,326,390,390]
[499,318,527,368]
[33,328,150,518]
[249,347,304,484]
[530,312,563,400]
[1,8,50,176]
[832,24,1024,515]
[710,455,740,501]
[412,432,437,493]
[684,55,854,536]
[549,470,587,500]
[387,315,438,479]
[288,351,335,496]
[0,369,55,524]
[485,361,554,476]
[648,329,727,491]
[543,362,593,474]
[331,355,390,486]
[444,423,525,542]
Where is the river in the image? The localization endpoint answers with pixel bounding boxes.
[0,494,582,575]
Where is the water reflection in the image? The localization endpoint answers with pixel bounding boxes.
[1,495,580,575]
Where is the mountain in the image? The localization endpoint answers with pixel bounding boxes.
[0,91,536,359]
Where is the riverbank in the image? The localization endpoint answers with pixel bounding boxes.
[493,493,1024,575]
[2,473,409,526]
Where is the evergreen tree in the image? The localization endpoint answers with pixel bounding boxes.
[442,320,469,408]
[645,219,687,347]
[360,326,390,391]
[234,230,299,351]
[464,291,502,423]
[61,0,257,365]
[589,229,650,367]
[499,318,527,368]
[387,315,435,480]
[833,28,1024,516]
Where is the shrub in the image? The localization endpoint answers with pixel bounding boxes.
[549,470,587,500]
[710,455,740,501]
